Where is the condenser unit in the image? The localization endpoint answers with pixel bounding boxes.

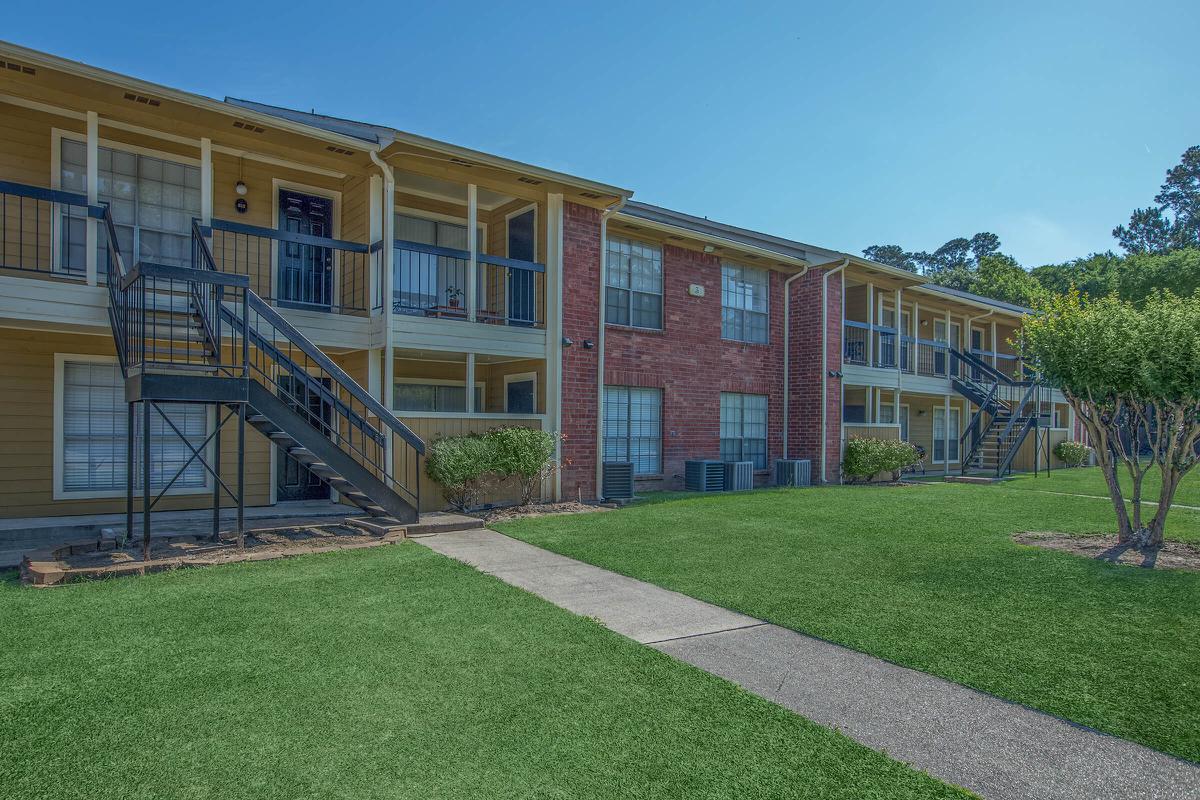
[684,460,725,492]
[601,462,634,501]
[774,459,812,487]
[724,461,754,491]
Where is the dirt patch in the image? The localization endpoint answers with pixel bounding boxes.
[480,502,615,524]
[1014,532,1200,572]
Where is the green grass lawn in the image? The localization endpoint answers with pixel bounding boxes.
[0,545,968,800]
[1006,464,1200,507]
[495,483,1200,763]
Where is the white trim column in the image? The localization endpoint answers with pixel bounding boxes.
[466,184,478,323]
[85,111,98,286]
[943,393,952,467]
[894,287,902,383]
[866,281,875,367]
[465,353,476,414]
[545,193,565,501]
[200,137,212,226]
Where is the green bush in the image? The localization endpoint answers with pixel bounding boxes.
[424,434,497,511]
[1054,439,1093,467]
[488,426,558,506]
[842,437,921,483]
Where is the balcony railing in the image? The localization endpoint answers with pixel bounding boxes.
[843,321,899,368]
[0,180,100,278]
[393,240,544,327]
[843,320,869,365]
[206,219,379,316]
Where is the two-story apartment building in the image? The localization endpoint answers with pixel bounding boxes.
[0,42,1074,532]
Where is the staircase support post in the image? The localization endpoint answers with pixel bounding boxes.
[211,404,222,543]
[237,401,245,550]
[142,400,152,561]
[126,401,134,544]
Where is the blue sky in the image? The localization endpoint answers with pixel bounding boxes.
[6,0,1197,266]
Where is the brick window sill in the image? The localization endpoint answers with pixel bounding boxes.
[606,323,666,336]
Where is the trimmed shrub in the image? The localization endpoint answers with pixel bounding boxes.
[842,437,921,483]
[487,426,558,506]
[1054,439,1093,468]
[425,434,497,511]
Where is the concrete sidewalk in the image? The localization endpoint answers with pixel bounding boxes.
[420,528,1200,800]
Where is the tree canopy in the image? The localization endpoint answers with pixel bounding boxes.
[1113,146,1200,254]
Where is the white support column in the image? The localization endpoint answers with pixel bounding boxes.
[200,137,213,226]
[912,298,920,374]
[85,111,98,286]
[368,174,383,323]
[545,193,565,501]
[465,353,476,414]
[944,393,952,468]
[866,281,875,367]
[991,319,998,366]
[895,287,902,382]
[943,307,952,376]
[466,184,478,323]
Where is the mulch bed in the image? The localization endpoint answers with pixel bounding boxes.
[23,524,399,587]
[1014,531,1200,572]
[480,502,615,524]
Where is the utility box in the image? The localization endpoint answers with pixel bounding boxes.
[601,462,635,501]
[774,459,812,487]
[724,461,754,491]
[684,460,725,492]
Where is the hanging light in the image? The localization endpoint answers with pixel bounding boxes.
[235,180,247,196]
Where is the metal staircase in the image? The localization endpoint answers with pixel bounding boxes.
[101,211,423,550]
[951,349,1044,478]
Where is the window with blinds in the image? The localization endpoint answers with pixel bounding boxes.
[721,263,769,343]
[60,139,201,271]
[605,236,663,329]
[61,361,207,493]
[720,393,768,469]
[603,386,662,474]
[393,381,485,413]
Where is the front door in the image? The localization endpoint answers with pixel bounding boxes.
[899,405,910,443]
[275,375,332,502]
[506,375,536,414]
[278,190,334,311]
[506,208,537,326]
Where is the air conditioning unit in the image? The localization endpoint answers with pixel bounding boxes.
[684,460,725,492]
[601,462,634,501]
[724,461,754,491]
[775,459,812,487]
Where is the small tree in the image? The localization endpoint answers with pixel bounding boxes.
[1021,290,1200,547]
[488,426,558,506]
[843,438,920,483]
[1053,440,1093,468]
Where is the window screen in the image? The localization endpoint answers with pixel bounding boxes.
[603,386,662,474]
[720,393,768,469]
[721,263,769,343]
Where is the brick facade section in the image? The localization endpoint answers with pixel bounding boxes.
[560,202,603,500]
[559,202,845,498]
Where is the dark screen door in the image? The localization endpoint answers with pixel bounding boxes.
[278,190,333,311]
[507,209,536,326]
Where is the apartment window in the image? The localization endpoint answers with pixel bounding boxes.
[933,406,961,463]
[721,263,769,343]
[603,386,661,474]
[605,236,663,329]
[393,213,485,313]
[60,139,201,270]
[393,380,484,413]
[59,360,207,494]
[720,393,768,469]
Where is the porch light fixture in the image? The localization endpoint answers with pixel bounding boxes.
[235,180,248,196]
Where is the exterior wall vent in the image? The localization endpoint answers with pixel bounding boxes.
[518,176,542,185]
[601,462,634,501]
[448,157,475,167]
[232,120,265,134]
[667,235,684,240]
[684,460,725,492]
[579,191,602,199]
[774,459,811,487]
[326,145,355,156]
[0,60,36,76]
[123,92,161,107]
[724,461,754,491]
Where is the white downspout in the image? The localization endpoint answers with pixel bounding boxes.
[595,199,627,498]
[819,258,850,483]
[369,151,395,443]
[781,263,811,459]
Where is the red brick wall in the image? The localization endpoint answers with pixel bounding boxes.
[559,206,845,498]
[786,266,843,483]
[560,202,602,500]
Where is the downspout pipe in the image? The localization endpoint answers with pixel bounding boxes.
[819,258,850,484]
[781,263,811,460]
[595,198,627,499]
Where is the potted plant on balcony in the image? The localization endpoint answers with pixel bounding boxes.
[446,286,463,309]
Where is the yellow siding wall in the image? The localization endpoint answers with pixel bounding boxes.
[0,328,272,518]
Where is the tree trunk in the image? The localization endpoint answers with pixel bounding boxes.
[1147,467,1182,549]
[1099,456,1135,544]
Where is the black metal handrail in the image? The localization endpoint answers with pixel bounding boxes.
[206,218,377,316]
[0,180,104,277]
[192,224,423,509]
[951,347,1008,385]
[959,381,998,471]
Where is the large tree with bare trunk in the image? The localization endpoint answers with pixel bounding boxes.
[1020,290,1200,548]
